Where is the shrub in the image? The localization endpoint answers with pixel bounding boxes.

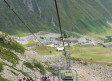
[24,62,34,70]
[0,76,9,81]
[24,60,46,74]
[33,61,46,73]
[0,32,25,53]
[0,46,19,65]
[25,41,38,47]
[83,62,88,66]
[0,61,9,81]
[46,67,58,76]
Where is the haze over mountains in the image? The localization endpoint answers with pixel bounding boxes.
[0,0,112,36]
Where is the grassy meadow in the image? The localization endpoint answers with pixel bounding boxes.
[66,45,112,62]
[24,40,38,47]
[33,45,112,65]
[32,46,62,55]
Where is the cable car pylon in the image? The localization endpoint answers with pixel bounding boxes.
[50,50,78,81]
[52,0,79,81]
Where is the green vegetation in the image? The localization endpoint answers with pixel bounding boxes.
[46,67,58,75]
[0,61,9,81]
[0,40,25,53]
[24,60,46,74]
[24,62,34,70]
[40,36,45,39]
[63,30,70,38]
[0,0,112,38]
[0,61,5,72]
[37,31,49,35]
[32,46,61,55]
[66,45,112,62]
[0,76,9,81]
[34,45,112,65]
[33,45,112,64]
[14,33,31,37]
[25,41,38,47]
[101,36,112,43]
[0,46,19,65]
[10,70,18,76]
[33,60,46,74]
[8,65,30,77]
[0,32,25,53]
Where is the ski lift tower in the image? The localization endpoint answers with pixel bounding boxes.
[65,50,71,69]
[50,50,71,81]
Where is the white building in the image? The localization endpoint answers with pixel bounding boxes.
[56,47,64,52]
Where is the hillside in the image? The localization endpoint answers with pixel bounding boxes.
[0,31,112,81]
[0,0,112,36]
[0,32,48,81]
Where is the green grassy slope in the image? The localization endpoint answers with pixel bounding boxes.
[32,45,112,65]
[66,45,112,62]
[0,32,24,64]
[0,32,25,53]
[0,61,9,81]
[0,0,112,36]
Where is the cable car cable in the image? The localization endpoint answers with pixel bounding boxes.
[3,0,52,60]
[54,0,65,51]
[54,1,77,81]
[3,0,41,43]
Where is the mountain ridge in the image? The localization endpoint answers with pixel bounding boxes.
[0,0,112,36]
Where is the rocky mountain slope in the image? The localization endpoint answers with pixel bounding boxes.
[0,32,112,81]
[0,0,112,36]
[0,32,54,81]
